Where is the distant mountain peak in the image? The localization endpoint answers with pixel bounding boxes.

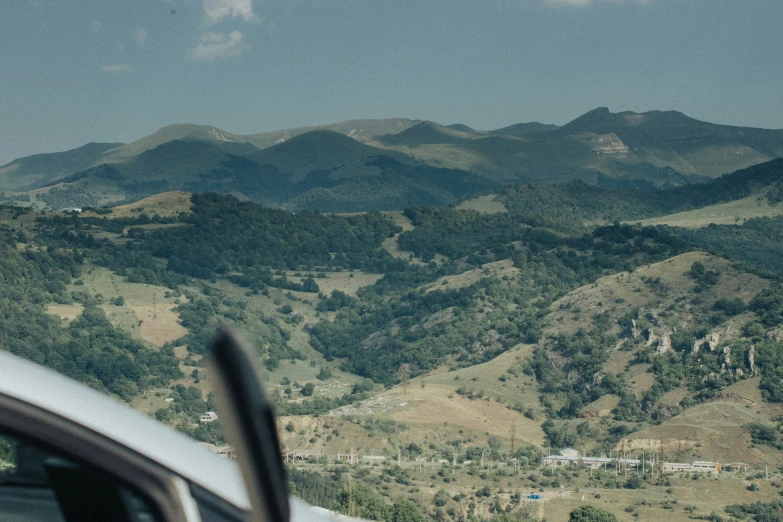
[561,106,700,133]
[383,120,477,145]
[267,129,369,152]
[489,121,558,138]
[446,123,477,133]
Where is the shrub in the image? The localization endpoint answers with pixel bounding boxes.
[569,505,619,522]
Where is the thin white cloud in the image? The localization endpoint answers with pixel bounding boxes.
[117,40,126,50]
[542,0,652,6]
[102,64,133,73]
[136,28,148,47]
[202,0,256,24]
[189,31,246,60]
[91,20,101,29]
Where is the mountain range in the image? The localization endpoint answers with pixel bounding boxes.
[4,115,783,521]
[1,108,782,212]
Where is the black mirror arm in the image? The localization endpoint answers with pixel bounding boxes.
[208,328,290,522]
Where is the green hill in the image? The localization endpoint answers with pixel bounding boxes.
[248,129,415,182]
[381,120,484,145]
[27,133,497,212]
[0,142,123,191]
[94,119,421,165]
[373,107,783,187]
[554,107,783,177]
[488,121,558,137]
[481,157,783,225]
[5,108,783,215]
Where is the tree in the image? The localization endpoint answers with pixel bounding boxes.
[316,367,332,381]
[625,475,644,489]
[301,383,316,396]
[569,505,619,522]
[487,435,503,458]
[392,499,426,522]
[433,489,449,507]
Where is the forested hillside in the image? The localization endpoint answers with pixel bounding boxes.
[493,158,783,224]
[0,207,181,399]
[5,173,783,521]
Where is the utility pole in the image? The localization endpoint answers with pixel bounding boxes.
[510,420,516,457]
[660,441,665,484]
[153,291,157,319]
[399,364,409,395]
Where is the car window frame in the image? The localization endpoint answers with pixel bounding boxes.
[0,392,203,522]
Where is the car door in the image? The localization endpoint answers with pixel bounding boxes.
[0,352,202,522]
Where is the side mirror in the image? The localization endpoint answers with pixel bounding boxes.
[207,328,290,522]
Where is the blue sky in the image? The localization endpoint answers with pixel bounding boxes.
[1,0,782,165]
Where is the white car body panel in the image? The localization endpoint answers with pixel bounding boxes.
[0,351,364,522]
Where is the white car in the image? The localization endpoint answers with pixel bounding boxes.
[0,329,364,522]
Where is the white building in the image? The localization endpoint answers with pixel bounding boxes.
[199,411,218,423]
[663,461,720,473]
[543,449,641,470]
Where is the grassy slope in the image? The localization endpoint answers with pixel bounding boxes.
[631,192,783,228]
[0,142,123,191]
[455,194,508,214]
[82,191,194,218]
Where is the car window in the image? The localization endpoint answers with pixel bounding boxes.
[190,483,247,522]
[0,431,161,522]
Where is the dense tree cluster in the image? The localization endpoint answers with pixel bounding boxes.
[0,231,181,400]
[677,216,783,276]
[496,158,783,224]
[314,218,689,384]
[726,498,783,522]
[134,193,402,278]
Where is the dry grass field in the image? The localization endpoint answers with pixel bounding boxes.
[624,378,783,465]
[630,193,783,228]
[83,191,193,218]
[543,477,781,522]
[283,270,382,297]
[422,259,518,293]
[46,303,84,321]
[456,194,508,214]
[543,251,770,336]
[73,265,188,345]
[323,342,545,451]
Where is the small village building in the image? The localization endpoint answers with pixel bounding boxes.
[724,462,750,472]
[337,450,358,465]
[543,449,641,470]
[662,461,720,474]
[284,449,325,462]
[199,411,218,423]
[362,456,386,463]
